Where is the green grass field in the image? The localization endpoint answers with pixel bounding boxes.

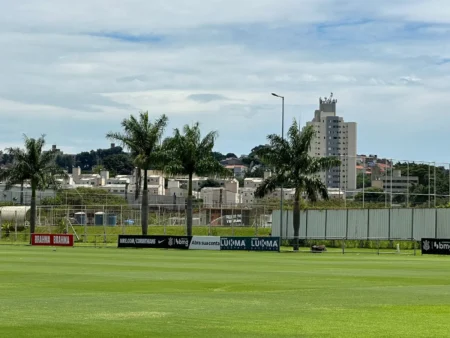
[1,246,450,337]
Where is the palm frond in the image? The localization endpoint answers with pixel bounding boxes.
[303,176,329,202]
[254,175,284,199]
[1,135,68,192]
[106,112,168,170]
[307,157,341,174]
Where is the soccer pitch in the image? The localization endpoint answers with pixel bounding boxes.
[1,246,450,337]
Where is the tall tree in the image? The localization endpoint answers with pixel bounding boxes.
[106,112,168,235]
[254,121,340,251]
[103,153,134,176]
[162,122,231,236]
[0,135,67,237]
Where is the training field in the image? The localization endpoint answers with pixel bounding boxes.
[1,247,450,337]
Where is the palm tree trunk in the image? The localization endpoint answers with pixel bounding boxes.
[20,181,24,205]
[141,169,149,235]
[29,182,37,244]
[293,189,301,251]
[186,172,193,236]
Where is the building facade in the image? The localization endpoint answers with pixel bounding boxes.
[305,93,357,192]
[372,170,419,193]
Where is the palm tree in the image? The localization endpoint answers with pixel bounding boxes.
[106,112,168,235]
[0,135,68,237]
[162,122,232,236]
[254,121,341,251]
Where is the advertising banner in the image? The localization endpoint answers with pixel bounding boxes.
[220,237,280,252]
[118,235,192,249]
[189,236,221,250]
[118,235,279,252]
[220,237,249,250]
[166,236,192,250]
[248,237,280,252]
[421,238,450,255]
[31,234,74,247]
[118,235,170,248]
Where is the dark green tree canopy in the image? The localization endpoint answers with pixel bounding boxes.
[0,135,68,237]
[0,135,68,191]
[162,122,231,178]
[106,112,168,171]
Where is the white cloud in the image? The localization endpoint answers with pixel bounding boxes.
[1,0,450,162]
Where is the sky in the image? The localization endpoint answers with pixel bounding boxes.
[1,0,450,163]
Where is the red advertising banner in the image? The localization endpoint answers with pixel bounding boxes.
[31,234,74,247]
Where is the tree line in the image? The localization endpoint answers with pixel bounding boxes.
[0,111,343,250]
[3,111,449,250]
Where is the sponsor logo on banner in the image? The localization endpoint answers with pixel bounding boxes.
[118,235,170,248]
[189,236,221,250]
[167,236,191,249]
[422,238,450,255]
[220,237,280,252]
[118,235,192,249]
[220,237,249,250]
[31,234,74,247]
[250,237,279,251]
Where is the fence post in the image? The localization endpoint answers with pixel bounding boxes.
[231,206,235,236]
[388,208,391,241]
[158,205,161,229]
[367,208,370,240]
[305,209,309,239]
[103,205,107,244]
[164,214,167,235]
[435,208,438,238]
[414,240,417,256]
[255,210,258,237]
[14,210,18,242]
[208,209,212,236]
[324,209,328,240]
[121,205,125,235]
[0,210,2,240]
[342,238,345,254]
[411,208,414,241]
[66,204,69,234]
[83,219,87,243]
[345,208,349,240]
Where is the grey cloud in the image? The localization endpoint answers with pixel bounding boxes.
[0,90,132,113]
[187,94,231,103]
[116,75,149,83]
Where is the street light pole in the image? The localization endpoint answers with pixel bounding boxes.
[272,93,284,246]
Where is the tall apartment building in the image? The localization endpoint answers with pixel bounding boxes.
[305,93,357,191]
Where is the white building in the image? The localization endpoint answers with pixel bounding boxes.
[71,167,104,186]
[106,175,130,186]
[201,180,240,206]
[305,93,357,192]
[165,180,200,199]
[372,170,419,193]
[244,178,263,189]
[147,175,165,196]
[224,165,247,178]
[239,188,256,204]
[97,184,128,194]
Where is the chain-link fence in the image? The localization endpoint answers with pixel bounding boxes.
[0,203,273,246]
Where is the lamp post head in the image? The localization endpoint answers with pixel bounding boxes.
[271,93,284,99]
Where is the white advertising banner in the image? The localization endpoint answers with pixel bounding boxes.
[189,236,221,250]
